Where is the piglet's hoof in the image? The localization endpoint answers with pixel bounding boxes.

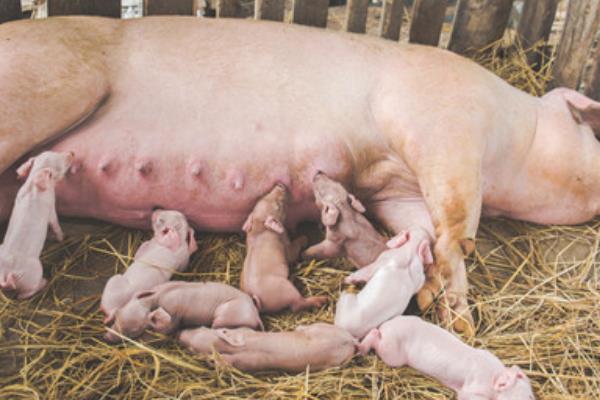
[452,315,475,338]
[416,286,436,311]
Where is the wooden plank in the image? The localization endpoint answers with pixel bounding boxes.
[379,0,403,41]
[408,0,448,46]
[552,0,600,90]
[145,0,195,15]
[292,0,329,28]
[586,45,600,101]
[344,0,369,34]
[448,0,514,55]
[517,0,558,67]
[216,0,252,18]
[0,0,21,24]
[255,0,284,21]
[47,0,121,17]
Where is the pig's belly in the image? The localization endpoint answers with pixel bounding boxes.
[48,112,354,231]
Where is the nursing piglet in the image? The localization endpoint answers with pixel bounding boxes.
[105,281,262,342]
[303,172,386,268]
[358,316,535,400]
[101,209,197,321]
[241,183,326,312]
[0,151,73,299]
[335,230,431,338]
[178,323,356,373]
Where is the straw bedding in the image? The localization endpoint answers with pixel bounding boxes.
[0,42,598,400]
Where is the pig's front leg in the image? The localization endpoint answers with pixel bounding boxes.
[286,236,308,263]
[344,261,380,285]
[302,239,342,261]
[49,206,64,242]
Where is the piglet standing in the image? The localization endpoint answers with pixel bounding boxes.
[105,281,263,342]
[178,322,356,373]
[0,151,73,299]
[303,172,387,268]
[335,229,431,338]
[241,183,327,313]
[101,209,197,321]
[358,316,535,400]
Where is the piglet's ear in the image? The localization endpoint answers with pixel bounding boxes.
[242,213,253,233]
[187,228,198,255]
[151,210,163,229]
[322,202,340,227]
[148,307,172,332]
[264,215,285,234]
[135,290,155,300]
[417,240,434,265]
[216,329,246,347]
[348,194,366,213]
[493,366,523,392]
[563,89,600,134]
[386,231,410,248]
[16,157,35,179]
[33,168,53,191]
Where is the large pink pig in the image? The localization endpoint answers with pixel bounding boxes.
[358,316,535,400]
[104,281,262,342]
[177,323,356,373]
[101,209,197,320]
[303,172,387,268]
[0,151,73,299]
[2,18,600,333]
[335,229,432,338]
[241,183,327,312]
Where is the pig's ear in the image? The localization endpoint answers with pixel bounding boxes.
[321,202,340,227]
[348,194,366,213]
[216,329,246,347]
[494,365,525,392]
[148,307,172,331]
[135,290,155,300]
[417,240,434,265]
[151,210,163,230]
[562,89,600,134]
[186,228,198,255]
[264,215,285,234]
[386,231,410,248]
[33,168,53,191]
[242,213,253,233]
[16,157,35,179]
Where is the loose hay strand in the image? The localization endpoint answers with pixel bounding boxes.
[1,40,599,400]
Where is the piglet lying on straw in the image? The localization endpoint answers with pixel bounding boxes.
[101,209,197,321]
[105,281,263,342]
[358,316,535,400]
[335,229,431,338]
[178,323,356,373]
[0,151,73,299]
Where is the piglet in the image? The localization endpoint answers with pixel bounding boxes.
[303,172,386,268]
[241,183,327,313]
[178,322,356,373]
[101,209,197,321]
[105,281,263,342]
[335,229,431,338]
[358,316,535,400]
[0,151,73,299]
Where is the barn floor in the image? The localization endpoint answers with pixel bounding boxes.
[1,44,599,400]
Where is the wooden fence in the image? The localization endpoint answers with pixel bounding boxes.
[1,0,599,99]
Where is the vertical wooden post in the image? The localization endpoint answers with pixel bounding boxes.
[586,45,600,101]
[292,0,329,28]
[516,0,558,67]
[145,0,195,15]
[379,0,403,41]
[47,0,121,17]
[216,0,252,18]
[255,0,284,21]
[0,0,21,24]
[448,0,514,55]
[409,0,448,46]
[344,0,369,34]
[551,0,600,90]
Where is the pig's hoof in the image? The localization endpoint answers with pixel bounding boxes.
[453,316,475,337]
[416,287,435,311]
[308,296,328,308]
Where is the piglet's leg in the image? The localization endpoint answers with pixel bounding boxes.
[344,262,379,284]
[302,240,342,261]
[357,328,381,355]
[49,207,64,242]
[286,236,308,263]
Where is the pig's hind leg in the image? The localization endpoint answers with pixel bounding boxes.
[257,276,327,313]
